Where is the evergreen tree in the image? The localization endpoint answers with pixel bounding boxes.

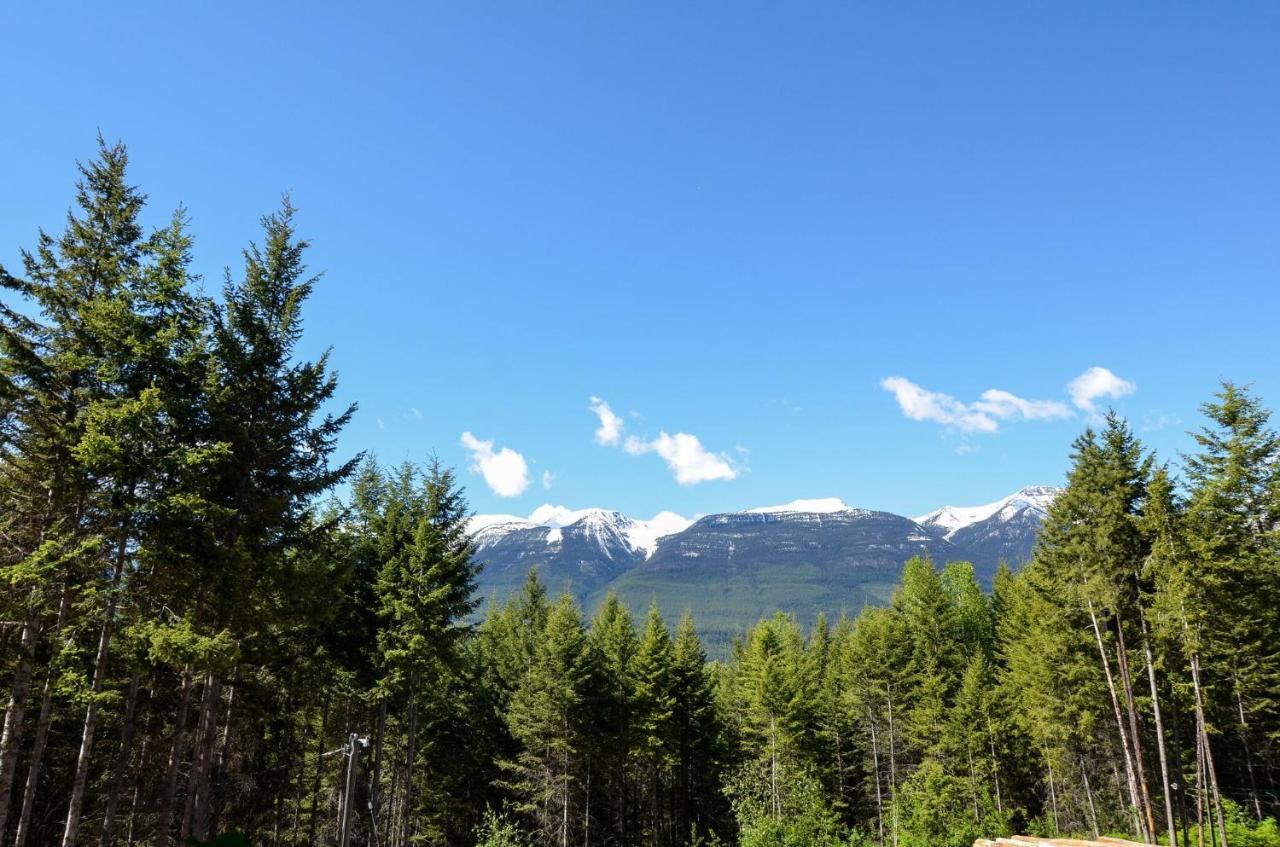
[1183,383,1280,821]
[503,595,598,847]
[588,593,640,845]
[669,612,727,842]
[632,603,675,845]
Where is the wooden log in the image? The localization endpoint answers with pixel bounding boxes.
[1098,837,1155,847]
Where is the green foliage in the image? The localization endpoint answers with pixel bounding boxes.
[728,768,848,847]
[475,810,534,847]
[894,759,1009,847]
[1219,801,1280,847]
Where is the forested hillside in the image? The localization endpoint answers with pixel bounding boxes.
[2,144,1279,847]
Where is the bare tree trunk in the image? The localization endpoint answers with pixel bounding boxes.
[1081,757,1100,839]
[99,672,141,846]
[1189,650,1227,847]
[1194,728,1206,847]
[62,537,129,847]
[158,670,193,846]
[1115,613,1158,841]
[14,584,71,847]
[0,597,40,838]
[987,714,1003,814]
[1230,668,1263,820]
[1087,599,1146,839]
[887,690,899,847]
[1139,618,1178,847]
[868,708,885,847]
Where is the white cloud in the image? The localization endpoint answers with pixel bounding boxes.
[460,431,530,498]
[410,407,423,419]
[881,377,1000,433]
[881,377,1071,434]
[542,470,556,489]
[589,396,624,446]
[973,389,1071,422]
[1068,366,1136,420]
[624,431,738,485]
[592,395,740,485]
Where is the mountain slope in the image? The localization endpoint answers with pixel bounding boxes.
[914,485,1057,574]
[469,486,1059,646]
[602,507,957,647]
[470,508,692,603]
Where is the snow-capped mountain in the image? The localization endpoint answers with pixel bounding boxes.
[746,497,852,515]
[468,506,693,557]
[467,507,694,603]
[913,485,1059,539]
[913,485,1060,570]
[468,487,1058,641]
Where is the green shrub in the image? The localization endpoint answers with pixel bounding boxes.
[727,767,849,847]
[894,760,1012,847]
[475,809,532,847]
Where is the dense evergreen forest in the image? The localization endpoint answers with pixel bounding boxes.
[2,142,1279,847]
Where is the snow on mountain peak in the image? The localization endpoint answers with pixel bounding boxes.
[468,504,692,558]
[527,504,609,528]
[914,485,1059,536]
[626,511,694,557]
[746,497,851,515]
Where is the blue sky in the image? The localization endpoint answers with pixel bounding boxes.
[3,3,1278,519]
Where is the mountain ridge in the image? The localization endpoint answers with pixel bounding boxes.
[468,486,1059,647]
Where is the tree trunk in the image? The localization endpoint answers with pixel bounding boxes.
[1230,668,1263,820]
[1046,754,1060,834]
[986,714,1003,814]
[868,708,885,847]
[182,671,222,841]
[124,714,152,846]
[405,692,417,845]
[1081,757,1100,839]
[1194,728,1206,847]
[887,689,899,847]
[1087,599,1146,839]
[207,681,236,835]
[62,537,129,847]
[307,694,330,846]
[157,670,193,846]
[1139,618,1178,847]
[371,699,385,838]
[0,597,40,839]
[1114,612,1158,841]
[1190,651,1227,847]
[99,672,142,846]
[14,584,71,847]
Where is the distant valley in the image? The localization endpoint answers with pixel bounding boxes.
[469,486,1058,648]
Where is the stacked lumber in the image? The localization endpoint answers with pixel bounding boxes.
[975,837,1156,847]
